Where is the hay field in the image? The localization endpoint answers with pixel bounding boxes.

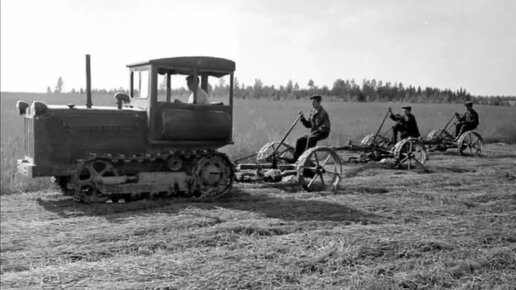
[1,144,515,289]
[1,92,516,194]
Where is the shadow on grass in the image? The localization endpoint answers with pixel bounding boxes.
[343,162,431,177]
[425,166,476,174]
[221,189,383,224]
[430,150,492,159]
[343,157,480,175]
[339,186,389,195]
[257,182,304,193]
[342,163,387,178]
[36,188,383,224]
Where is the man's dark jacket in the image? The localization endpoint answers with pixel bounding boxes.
[390,113,420,138]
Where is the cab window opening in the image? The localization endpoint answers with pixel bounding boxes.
[157,72,230,105]
[132,69,150,99]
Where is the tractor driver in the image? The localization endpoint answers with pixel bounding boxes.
[389,106,420,144]
[455,101,479,138]
[186,75,209,105]
[292,95,331,162]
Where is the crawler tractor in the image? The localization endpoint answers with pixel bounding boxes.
[16,56,236,203]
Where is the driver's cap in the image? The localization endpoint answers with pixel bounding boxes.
[309,95,322,101]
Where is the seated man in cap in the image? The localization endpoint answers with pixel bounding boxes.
[455,101,479,138]
[389,106,420,144]
[292,95,331,162]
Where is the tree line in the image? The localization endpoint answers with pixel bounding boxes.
[50,76,516,106]
[223,78,516,106]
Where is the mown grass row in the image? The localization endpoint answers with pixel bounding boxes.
[1,144,515,288]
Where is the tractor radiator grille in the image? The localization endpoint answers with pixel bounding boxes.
[25,117,34,158]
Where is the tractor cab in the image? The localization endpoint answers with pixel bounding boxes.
[124,56,235,150]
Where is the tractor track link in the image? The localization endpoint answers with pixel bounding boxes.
[55,150,234,204]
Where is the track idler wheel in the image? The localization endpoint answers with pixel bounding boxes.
[192,153,234,199]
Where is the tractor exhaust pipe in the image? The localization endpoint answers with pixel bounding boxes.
[85,54,92,108]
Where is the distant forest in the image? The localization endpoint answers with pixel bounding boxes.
[75,77,516,106]
[226,78,516,106]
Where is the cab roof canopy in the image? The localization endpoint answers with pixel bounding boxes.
[127,56,235,77]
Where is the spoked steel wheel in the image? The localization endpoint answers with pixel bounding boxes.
[296,147,342,192]
[73,159,118,203]
[256,141,295,164]
[393,139,427,170]
[458,131,483,156]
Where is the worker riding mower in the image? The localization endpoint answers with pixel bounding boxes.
[423,114,483,156]
[233,108,428,192]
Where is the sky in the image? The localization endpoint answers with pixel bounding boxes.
[1,0,515,96]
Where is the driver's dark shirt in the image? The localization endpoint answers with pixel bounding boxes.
[390,112,420,138]
[301,107,331,134]
[462,109,479,127]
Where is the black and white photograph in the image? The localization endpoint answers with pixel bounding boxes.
[1,0,515,288]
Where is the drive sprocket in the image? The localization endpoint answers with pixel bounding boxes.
[72,159,119,203]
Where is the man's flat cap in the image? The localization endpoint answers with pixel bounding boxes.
[401,106,412,110]
[465,101,473,106]
[310,95,322,101]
